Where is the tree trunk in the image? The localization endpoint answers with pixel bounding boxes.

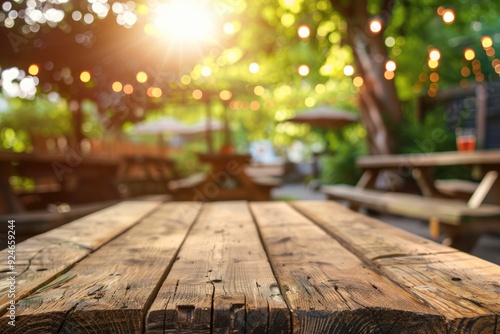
[332,0,402,155]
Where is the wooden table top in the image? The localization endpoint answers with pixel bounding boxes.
[1,200,499,333]
[357,149,500,169]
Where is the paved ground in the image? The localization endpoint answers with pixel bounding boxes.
[272,183,500,265]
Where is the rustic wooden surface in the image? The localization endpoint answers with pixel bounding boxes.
[146,202,289,334]
[0,200,161,313]
[1,202,199,333]
[292,201,500,333]
[251,202,445,333]
[1,200,499,333]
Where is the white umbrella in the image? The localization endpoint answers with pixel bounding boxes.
[179,119,225,136]
[131,116,190,135]
[282,105,359,129]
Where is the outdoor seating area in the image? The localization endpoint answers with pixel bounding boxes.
[322,149,500,251]
[2,1,500,333]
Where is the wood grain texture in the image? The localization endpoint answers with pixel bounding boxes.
[0,202,200,333]
[146,201,290,334]
[251,202,446,334]
[0,200,161,314]
[375,253,500,333]
[292,201,500,333]
[290,201,453,261]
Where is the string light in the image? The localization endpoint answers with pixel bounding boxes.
[112,81,122,92]
[220,90,232,101]
[384,71,394,80]
[442,9,455,24]
[80,71,91,83]
[297,24,310,39]
[385,60,396,72]
[136,71,148,83]
[249,62,260,74]
[481,36,493,49]
[429,49,441,61]
[28,64,39,76]
[369,18,382,34]
[298,64,310,76]
[343,65,354,76]
[192,89,203,100]
[464,48,475,61]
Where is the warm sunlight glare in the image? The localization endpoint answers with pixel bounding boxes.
[154,0,215,43]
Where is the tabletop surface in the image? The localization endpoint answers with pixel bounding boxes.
[0,200,499,333]
[357,149,500,169]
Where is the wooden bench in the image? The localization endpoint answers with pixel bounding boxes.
[321,184,500,251]
[434,179,478,199]
[1,201,499,333]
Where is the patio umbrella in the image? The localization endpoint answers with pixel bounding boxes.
[129,116,224,152]
[282,105,359,129]
[130,117,190,135]
[178,119,225,136]
[282,105,359,186]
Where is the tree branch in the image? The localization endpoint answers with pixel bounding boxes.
[329,0,349,17]
[381,0,396,16]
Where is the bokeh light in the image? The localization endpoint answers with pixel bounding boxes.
[192,89,203,100]
[464,48,475,61]
[220,90,232,101]
[80,71,91,83]
[353,76,364,87]
[297,24,310,39]
[112,81,123,92]
[384,70,394,80]
[481,36,493,49]
[429,49,441,61]
[136,71,148,83]
[28,64,39,76]
[123,84,134,94]
[249,62,260,74]
[369,18,382,34]
[385,60,396,72]
[343,65,354,76]
[298,64,310,76]
[442,9,455,24]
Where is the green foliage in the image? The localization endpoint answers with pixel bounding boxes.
[0,97,72,151]
[320,137,368,185]
[394,107,471,180]
[319,124,368,185]
[395,108,456,155]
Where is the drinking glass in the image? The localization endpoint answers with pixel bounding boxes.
[455,128,476,152]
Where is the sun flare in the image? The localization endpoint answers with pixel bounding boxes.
[154,0,216,43]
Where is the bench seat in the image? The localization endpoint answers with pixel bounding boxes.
[434,179,478,199]
[321,184,500,251]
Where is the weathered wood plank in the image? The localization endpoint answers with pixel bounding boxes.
[251,202,446,334]
[290,201,454,261]
[0,200,162,314]
[376,253,500,333]
[292,201,500,333]
[0,202,201,333]
[146,201,290,334]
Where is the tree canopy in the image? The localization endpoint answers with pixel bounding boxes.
[0,0,499,155]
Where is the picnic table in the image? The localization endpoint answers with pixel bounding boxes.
[117,154,179,197]
[322,149,500,251]
[0,151,121,214]
[1,200,499,333]
[169,153,281,201]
